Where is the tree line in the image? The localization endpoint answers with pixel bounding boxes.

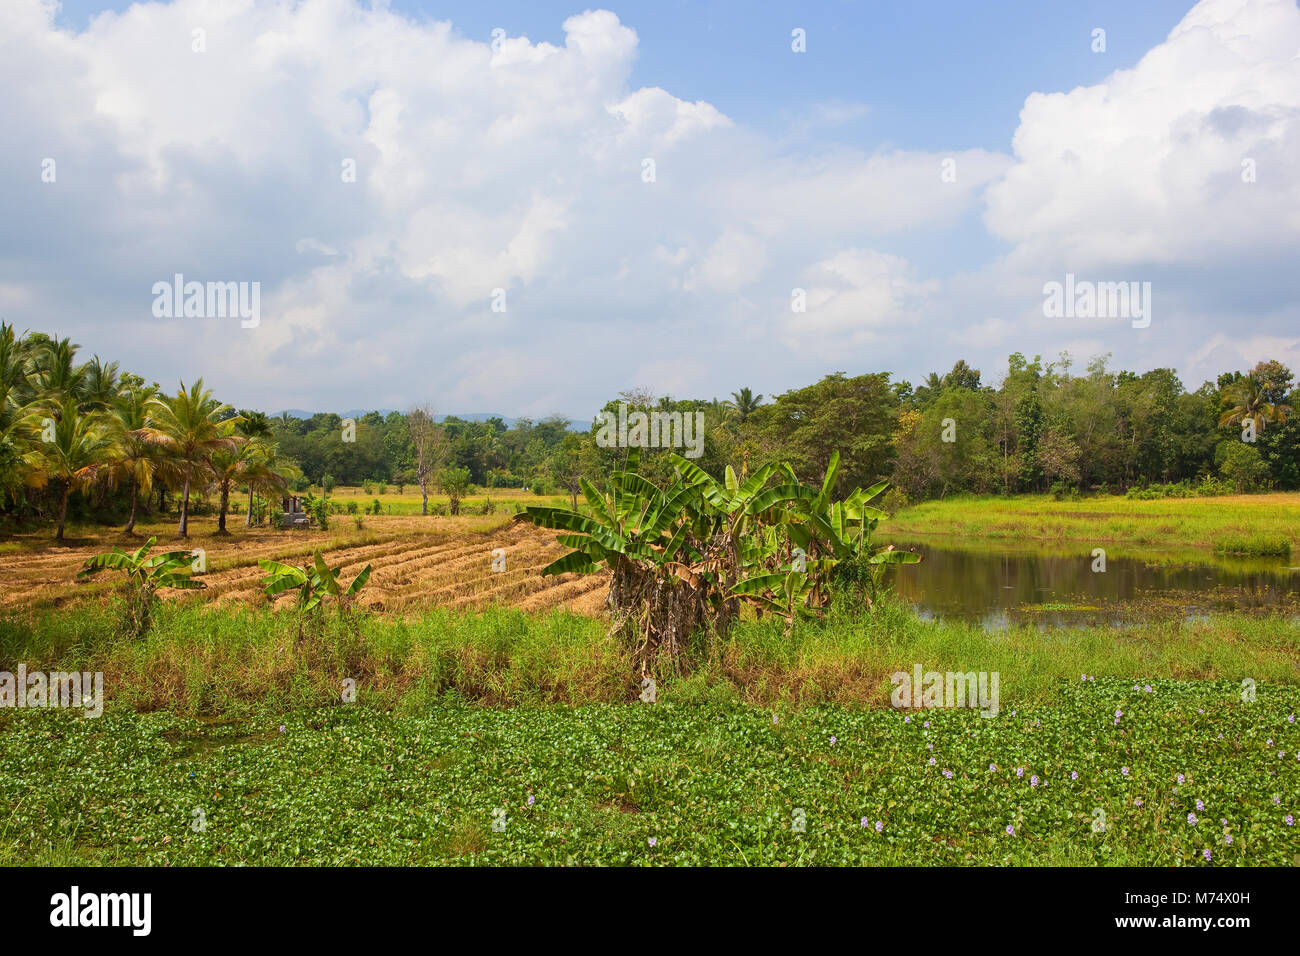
[1,322,1294,538]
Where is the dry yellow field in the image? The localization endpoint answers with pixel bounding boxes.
[0,512,609,617]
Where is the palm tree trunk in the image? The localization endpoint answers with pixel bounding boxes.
[245,486,254,527]
[179,476,190,537]
[217,483,230,534]
[56,483,70,541]
[125,475,138,534]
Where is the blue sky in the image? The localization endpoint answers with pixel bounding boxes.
[53,0,1196,150]
[5,0,1299,417]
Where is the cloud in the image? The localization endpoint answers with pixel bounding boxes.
[985,0,1300,270]
[1,0,1294,418]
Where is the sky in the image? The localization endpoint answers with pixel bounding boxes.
[3,0,1298,419]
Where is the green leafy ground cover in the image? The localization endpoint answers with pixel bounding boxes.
[3,678,1296,866]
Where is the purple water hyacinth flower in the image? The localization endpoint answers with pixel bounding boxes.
[1144,685,1152,693]
[1177,774,1185,784]
[648,837,657,847]
[1196,800,1204,811]
[1071,771,1078,780]
[923,721,930,729]
[1030,775,1039,787]
[1289,714,1295,724]
[927,742,933,750]
[928,757,936,766]
[904,716,911,723]
[1187,812,1198,825]
[1225,833,1233,845]
[1287,815,1295,826]
[279,725,286,733]
[861,817,869,828]
[943,769,953,779]
[1121,767,1129,776]
[1081,674,1087,681]
[1220,818,1226,825]
[1006,825,1015,836]
[875,821,883,833]
[1134,798,1143,806]
[527,794,535,806]
[1274,796,1282,804]
[1115,709,1123,719]
[830,736,836,746]
[1203,849,1212,861]
[1016,767,1024,778]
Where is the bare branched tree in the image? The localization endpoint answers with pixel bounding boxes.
[408,404,444,515]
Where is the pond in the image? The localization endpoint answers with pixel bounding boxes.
[882,539,1300,629]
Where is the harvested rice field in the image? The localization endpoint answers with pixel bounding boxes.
[0,512,610,618]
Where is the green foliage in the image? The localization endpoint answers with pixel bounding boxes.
[438,466,471,515]
[76,536,205,637]
[257,551,371,620]
[2,677,1296,865]
[521,450,918,670]
[1218,441,1271,493]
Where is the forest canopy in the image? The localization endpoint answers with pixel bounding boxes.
[1,322,1294,533]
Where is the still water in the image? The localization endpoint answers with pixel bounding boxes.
[884,541,1300,629]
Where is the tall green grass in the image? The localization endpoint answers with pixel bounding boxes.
[886,492,1300,551]
[1213,534,1292,556]
[3,598,1296,716]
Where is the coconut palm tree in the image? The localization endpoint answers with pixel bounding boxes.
[727,387,764,422]
[22,397,112,540]
[143,380,239,538]
[79,356,121,412]
[208,436,285,534]
[1219,373,1290,434]
[29,335,87,411]
[237,410,276,526]
[106,383,166,534]
[0,324,39,504]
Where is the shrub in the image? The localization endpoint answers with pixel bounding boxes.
[1050,480,1080,501]
[1218,442,1270,493]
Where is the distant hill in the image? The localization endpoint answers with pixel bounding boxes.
[272,409,588,431]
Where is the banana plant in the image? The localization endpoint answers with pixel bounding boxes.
[310,551,373,614]
[77,536,206,637]
[518,449,918,666]
[258,559,322,612]
[258,551,372,616]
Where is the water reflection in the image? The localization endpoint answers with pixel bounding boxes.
[884,540,1300,629]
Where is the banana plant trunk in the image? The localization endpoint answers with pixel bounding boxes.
[609,557,713,676]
